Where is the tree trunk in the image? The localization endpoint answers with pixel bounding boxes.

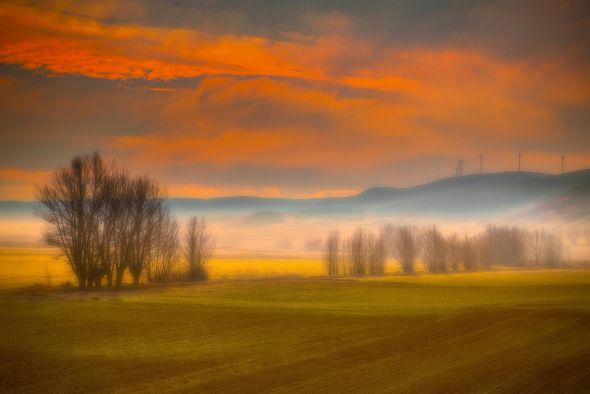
[78,275,87,290]
[115,269,124,288]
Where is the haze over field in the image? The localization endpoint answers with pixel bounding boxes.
[2,169,589,260]
[1,1,589,257]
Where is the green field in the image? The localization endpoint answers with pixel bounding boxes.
[1,269,590,392]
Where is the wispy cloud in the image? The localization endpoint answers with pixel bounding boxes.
[0,168,51,200]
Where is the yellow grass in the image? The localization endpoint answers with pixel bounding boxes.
[2,247,590,391]
[209,257,323,278]
[0,247,71,288]
[2,246,589,289]
[0,247,328,287]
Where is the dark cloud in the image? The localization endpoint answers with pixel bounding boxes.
[0,65,174,168]
[153,163,321,187]
[557,104,590,150]
[33,0,588,61]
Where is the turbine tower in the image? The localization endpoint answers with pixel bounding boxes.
[456,159,464,176]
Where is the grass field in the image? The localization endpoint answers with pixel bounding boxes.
[1,267,590,392]
[0,247,328,288]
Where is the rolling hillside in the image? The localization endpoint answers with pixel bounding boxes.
[2,169,589,221]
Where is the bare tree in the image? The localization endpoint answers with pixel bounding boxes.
[106,174,171,287]
[481,225,528,267]
[366,233,385,275]
[476,233,491,270]
[185,216,215,281]
[36,153,112,289]
[542,232,563,267]
[462,236,477,271]
[447,234,461,271]
[125,177,166,286]
[323,231,340,277]
[342,238,351,277]
[393,226,416,274]
[529,229,544,267]
[147,206,179,284]
[96,168,129,287]
[513,227,528,266]
[113,175,133,288]
[420,226,447,272]
[37,153,181,289]
[346,228,366,276]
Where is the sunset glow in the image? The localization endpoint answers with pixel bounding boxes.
[1,0,589,199]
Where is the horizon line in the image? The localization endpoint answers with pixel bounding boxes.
[2,168,588,204]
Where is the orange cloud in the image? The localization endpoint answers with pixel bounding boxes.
[0,168,51,200]
[0,1,424,93]
[1,1,589,199]
[2,1,588,105]
[106,68,582,175]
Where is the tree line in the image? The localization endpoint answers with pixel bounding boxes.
[324,224,564,276]
[37,153,215,289]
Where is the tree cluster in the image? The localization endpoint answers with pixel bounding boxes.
[323,224,564,277]
[323,229,386,276]
[37,153,215,289]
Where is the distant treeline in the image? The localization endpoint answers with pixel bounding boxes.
[37,153,215,289]
[324,224,565,276]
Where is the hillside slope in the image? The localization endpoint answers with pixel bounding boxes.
[2,169,589,220]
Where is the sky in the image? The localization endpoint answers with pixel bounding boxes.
[0,0,589,200]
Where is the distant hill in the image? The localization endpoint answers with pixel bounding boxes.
[2,169,590,221]
[351,170,590,218]
[171,169,590,220]
[530,179,590,221]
